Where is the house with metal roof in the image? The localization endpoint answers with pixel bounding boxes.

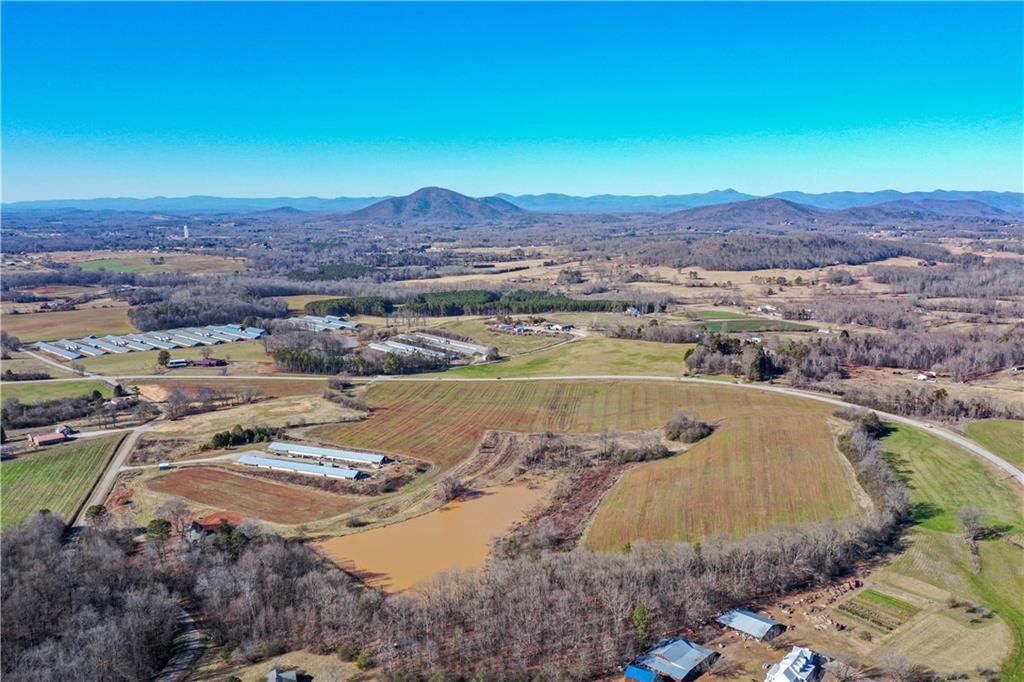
[717,608,785,641]
[268,441,388,466]
[765,646,826,682]
[238,454,366,480]
[628,638,719,682]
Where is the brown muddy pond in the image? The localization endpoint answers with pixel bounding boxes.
[315,484,545,592]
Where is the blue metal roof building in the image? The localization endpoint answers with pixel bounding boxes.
[35,342,83,361]
[81,337,131,354]
[58,339,106,356]
[632,638,719,682]
[268,441,388,465]
[238,454,366,480]
[624,665,657,682]
[716,608,785,640]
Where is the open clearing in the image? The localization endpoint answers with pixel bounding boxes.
[0,379,113,403]
[437,336,691,379]
[965,419,1023,468]
[131,377,326,402]
[585,408,861,548]
[147,467,359,524]
[0,435,122,529]
[38,250,245,275]
[139,396,363,460]
[80,340,271,375]
[0,306,135,342]
[438,317,571,354]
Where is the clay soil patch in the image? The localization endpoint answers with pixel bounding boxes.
[147,467,359,524]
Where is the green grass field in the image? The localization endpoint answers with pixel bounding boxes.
[876,425,1024,678]
[0,307,136,342]
[0,379,113,403]
[686,309,750,321]
[0,351,77,377]
[80,340,270,375]
[0,435,122,530]
[882,425,1022,535]
[73,253,245,274]
[965,419,1023,468]
[694,318,816,333]
[438,336,691,378]
[438,318,570,354]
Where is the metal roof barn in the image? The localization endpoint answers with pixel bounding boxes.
[381,339,449,360]
[213,326,249,339]
[105,335,155,351]
[133,334,176,349]
[164,334,201,347]
[58,340,106,356]
[268,441,387,465]
[238,454,365,480]
[411,332,489,355]
[35,342,83,360]
[716,608,785,640]
[634,638,719,682]
[243,327,265,338]
[170,330,220,345]
[81,337,131,354]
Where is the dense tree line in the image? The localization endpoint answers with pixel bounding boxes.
[129,296,287,331]
[272,346,446,376]
[1,515,180,681]
[809,299,921,330]
[207,424,279,449]
[1,393,139,429]
[868,261,1024,299]
[609,323,701,344]
[306,296,395,317]
[777,329,1024,382]
[288,262,380,281]
[841,385,1021,421]
[635,234,949,271]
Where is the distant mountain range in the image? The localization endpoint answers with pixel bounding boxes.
[5,188,1021,214]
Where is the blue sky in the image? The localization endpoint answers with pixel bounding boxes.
[2,2,1021,200]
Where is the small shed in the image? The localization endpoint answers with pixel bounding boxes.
[266,669,299,682]
[625,664,657,682]
[30,432,67,447]
[716,608,785,640]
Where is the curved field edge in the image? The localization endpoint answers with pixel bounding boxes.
[965,419,1024,469]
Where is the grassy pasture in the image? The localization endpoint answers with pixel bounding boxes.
[0,351,77,377]
[585,408,860,549]
[50,250,245,275]
[438,336,691,379]
[0,379,113,403]
[438,318,570,354]
[147,467,358,524]
[80,340,270,375]
[280,294,339,313]
[0,435,121,530]
[871,425,1024,677]
[0,307,135,342]
[686,308,750,321]
[693,318,816,333]
[965,419,1023,468]
[883,425,1022,535]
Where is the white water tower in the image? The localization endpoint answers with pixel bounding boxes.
[182,224,189,240]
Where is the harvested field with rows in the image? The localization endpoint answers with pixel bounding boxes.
[147,467,360,524]
[585,410,863,548]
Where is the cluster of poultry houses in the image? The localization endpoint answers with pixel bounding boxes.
[34,324,265,361]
